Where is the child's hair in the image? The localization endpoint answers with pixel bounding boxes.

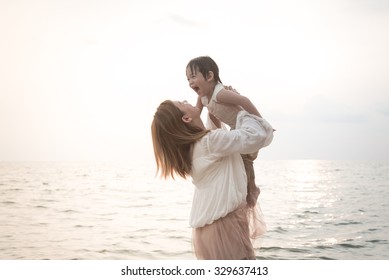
[187,56,222,84]
[151,100,209,179]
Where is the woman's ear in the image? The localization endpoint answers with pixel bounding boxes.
[182,115,192,123]
[206,71,214,82]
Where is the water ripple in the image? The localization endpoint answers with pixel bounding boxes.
[1,160,388,260]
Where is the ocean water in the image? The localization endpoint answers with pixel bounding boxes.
[0,160,388,260]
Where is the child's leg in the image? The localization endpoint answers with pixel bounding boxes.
[242,154,260,208]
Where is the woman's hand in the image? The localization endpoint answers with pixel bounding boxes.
[224,85,240,95]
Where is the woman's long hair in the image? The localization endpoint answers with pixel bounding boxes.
[151,100,209,179]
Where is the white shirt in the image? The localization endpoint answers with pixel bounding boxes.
[189,111,274,228]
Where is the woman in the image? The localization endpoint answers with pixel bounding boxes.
[151,99,274,260]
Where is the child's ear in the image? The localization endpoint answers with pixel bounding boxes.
[206,71,214,82]
[182,115,192,123]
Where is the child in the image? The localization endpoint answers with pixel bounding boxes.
[186,56,262,207]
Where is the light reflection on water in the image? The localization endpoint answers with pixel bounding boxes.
[256,160,389,259]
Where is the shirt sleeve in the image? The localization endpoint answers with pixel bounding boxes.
[206,111,274,156]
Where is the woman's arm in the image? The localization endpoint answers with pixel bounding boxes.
[207,111,273,156]
[208,113,221,129]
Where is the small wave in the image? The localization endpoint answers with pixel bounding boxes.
[109,249,140,255]
[258,246,283,252]
[31,222,48,226]
[318,256,335,260]
[366,239,388,244]
[260,246,310,254]
[315,245,333,250]
[156,217,186,222]
[334,221,362,226]
[62,209,79,213]
[167,235,186,240]
[337,243,364,248]
[128,204,153,208]
[5,188,22,191]
[98,213,117,219]
[287,248,311,253]
[272,226,288,233]
[296,211,319,218]
[36,199,56,203]
[2,201,16,205]
[74,224,94,228]
[256,255,279,260]
[303,210,319,214]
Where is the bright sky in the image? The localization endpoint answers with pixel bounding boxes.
[1,0,388,162]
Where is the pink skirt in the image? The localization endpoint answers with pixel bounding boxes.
[192,204,266,260]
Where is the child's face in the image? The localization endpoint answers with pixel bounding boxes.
[186,66,214,98]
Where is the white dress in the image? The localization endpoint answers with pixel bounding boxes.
[200,82,241,129]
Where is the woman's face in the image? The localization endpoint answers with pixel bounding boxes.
[173,100,201,120]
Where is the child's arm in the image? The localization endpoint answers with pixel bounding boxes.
[196,96,204,113]
[217,88,262,118]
